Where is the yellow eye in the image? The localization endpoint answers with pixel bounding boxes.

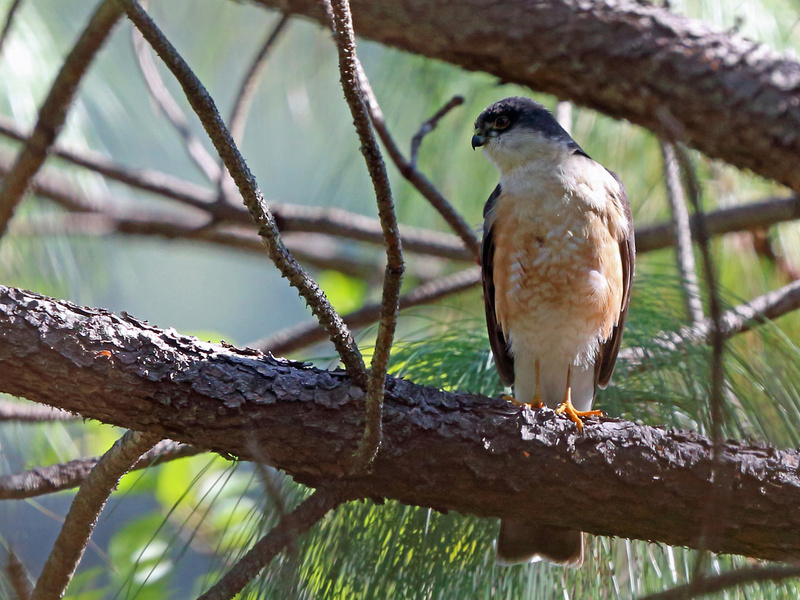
[494,116,510,130]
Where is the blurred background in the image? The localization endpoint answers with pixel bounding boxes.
[3,0,800,597]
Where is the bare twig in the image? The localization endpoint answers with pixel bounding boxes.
[325,0,404,467]
[0,440,199,500]
[0,0,23,55]
[6,548,31,600]
[0,399,77,422]
[356,67,480,257]
[409,95,464,168]
[0,0,122,237]
[254,266,480,355]
[131,25,221,182]
[216,13,290,205]
[227,14,289,150]
[197,487,348,600]
[639,564,800,600]
[117,0,368,388]
[661,141,704,326]
[30,430,159,600]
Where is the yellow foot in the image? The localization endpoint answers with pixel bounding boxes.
[554,399,603,432]
[503,394,544,410]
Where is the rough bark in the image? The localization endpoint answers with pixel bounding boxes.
[249,0,800,192]
[1,284,799,562]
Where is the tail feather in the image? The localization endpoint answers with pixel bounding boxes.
[496,519,584,567]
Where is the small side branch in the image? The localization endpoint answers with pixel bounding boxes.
[0,0,122,237]
[217,13,290,204]
[357,70,480,257]
[197,487,348,600]
[117,0,368,388]
[0,399,77,422]
[30,430,159,600]
[0,441,198,500]
[409,95,464,168]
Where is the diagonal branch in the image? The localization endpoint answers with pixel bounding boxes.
[3,285,800,562]
[30,430,159,600]
[0,441,199,500]
[197,487,348,600]
[116,0,368,388]
[131,24,221,182]
[357,69,481,258]
[325,0,404,467]
[409,95,464,169]
[0,0,122,237]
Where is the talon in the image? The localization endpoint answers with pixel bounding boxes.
[555,399,603,432]
[503,394,544,410]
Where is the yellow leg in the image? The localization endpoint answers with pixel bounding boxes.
[554,365,603,432]
[504,360,544,409]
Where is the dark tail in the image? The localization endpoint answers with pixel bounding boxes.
[496,519,583,567]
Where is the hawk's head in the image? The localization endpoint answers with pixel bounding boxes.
[472,97,579,172]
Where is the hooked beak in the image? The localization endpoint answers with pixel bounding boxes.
[471,133,487,149]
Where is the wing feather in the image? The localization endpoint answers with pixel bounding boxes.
[596,173,635,388]
[482,185,515,386]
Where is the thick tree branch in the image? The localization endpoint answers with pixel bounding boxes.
[2,285,800,562]
[0,0,122,237]
[251,0,800,192]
